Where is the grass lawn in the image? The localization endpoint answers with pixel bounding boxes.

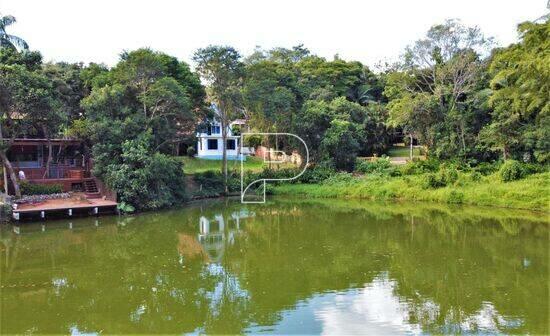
[386,145,422,157]
[180,156,295,174]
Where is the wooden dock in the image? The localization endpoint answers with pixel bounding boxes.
[12,197,118,221]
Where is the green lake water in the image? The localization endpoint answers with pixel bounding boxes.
[1,198,548,334]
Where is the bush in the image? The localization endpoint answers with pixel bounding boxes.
[499,160,526,182]
[437,164,459,185]
[400,158,440,175]
[298,164,335,183]
[323,172,354,185]
[447,190,465,204]
[470,171,483,182]
[357,157,389,173]
[186,146,196,157]
[422,173,445,189]
[421,164,459,189]
[103,135,188,210]
[20,182,63,195]
[472,161,501,176]
[193,170,242,196]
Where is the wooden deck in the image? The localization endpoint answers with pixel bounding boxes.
[12,196,118,220]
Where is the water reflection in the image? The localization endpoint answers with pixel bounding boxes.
[0,198,548,334]
[196,209,253,262]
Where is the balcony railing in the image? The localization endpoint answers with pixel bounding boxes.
[20,167,88,180]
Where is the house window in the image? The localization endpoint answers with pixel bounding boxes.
[226,139,236,150]
[209,125,221,134]
[207,139,218,150]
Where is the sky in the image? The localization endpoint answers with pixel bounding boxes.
[1,0,547,69]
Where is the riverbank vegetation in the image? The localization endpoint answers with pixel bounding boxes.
[0,12,548,211]
[273,159,549,211]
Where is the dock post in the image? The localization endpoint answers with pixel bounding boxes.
[12,212,19,221]
[68,209,72,216]
[40,211,45,219]
[93,207,98,215]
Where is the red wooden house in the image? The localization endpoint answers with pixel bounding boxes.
[3,138,111,199]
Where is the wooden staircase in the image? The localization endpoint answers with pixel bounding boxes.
[84,179,101,198]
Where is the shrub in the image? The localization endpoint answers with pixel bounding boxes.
[422,173,445,189]
[470,172,482,182]
[421,164,459,189]
[298,164,335,183]
[193,170,242,196]
[186,146,196,157]
[401,158,440,175]
[20,182,63,195]
[356,157,396,175]
[103,135,188,210]
[499,160,526,182]
[437,164,459,185]
[472,161,501,176]
[447,190,464,204]
[323,172,354,185]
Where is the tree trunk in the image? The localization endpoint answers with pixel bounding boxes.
[221,120,228,194]
[409,134,413,160]
[0,125,21,198]
[43,134,53,179]
[0,150,21,198]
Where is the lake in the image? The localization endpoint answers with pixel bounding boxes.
[1,198,548,334]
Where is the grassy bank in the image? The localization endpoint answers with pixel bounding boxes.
[180,156,297,174]
[273,171,550,212]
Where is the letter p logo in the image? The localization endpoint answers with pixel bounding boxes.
[240,132,309,203]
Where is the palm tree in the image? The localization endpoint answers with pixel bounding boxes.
[0,14,28,50]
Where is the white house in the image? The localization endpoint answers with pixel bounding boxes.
[196,119,254,160]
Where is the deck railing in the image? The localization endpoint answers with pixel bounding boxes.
[21,167,88,180]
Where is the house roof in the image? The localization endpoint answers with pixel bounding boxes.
[2,138,82,146]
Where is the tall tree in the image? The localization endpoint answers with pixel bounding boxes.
[0,14,28,50]
[481,18,550,163]
[193,46,244,193]
[81,49,202,209]
[0,64,58,197]
[386,19,493,159]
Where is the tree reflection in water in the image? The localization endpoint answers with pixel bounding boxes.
[0,198,547,334]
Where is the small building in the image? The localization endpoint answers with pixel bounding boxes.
[3,138,107,197]
[3,138,118,221]
[196,119,254,160]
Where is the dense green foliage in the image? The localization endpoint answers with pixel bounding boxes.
[80,49,205,210]
[100,133,188,210]
[243,47,389,169]
[482,21,550,163]
[19,181,63,195]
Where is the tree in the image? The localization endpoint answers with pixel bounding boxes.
[0,14,28,50]
[386,19,493,159]
[193,46,244,193]
[320,119,360,171]
[292,97,384,169]
[0,64,58,197]
[81,49,202,209]
[481,19,550,163]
